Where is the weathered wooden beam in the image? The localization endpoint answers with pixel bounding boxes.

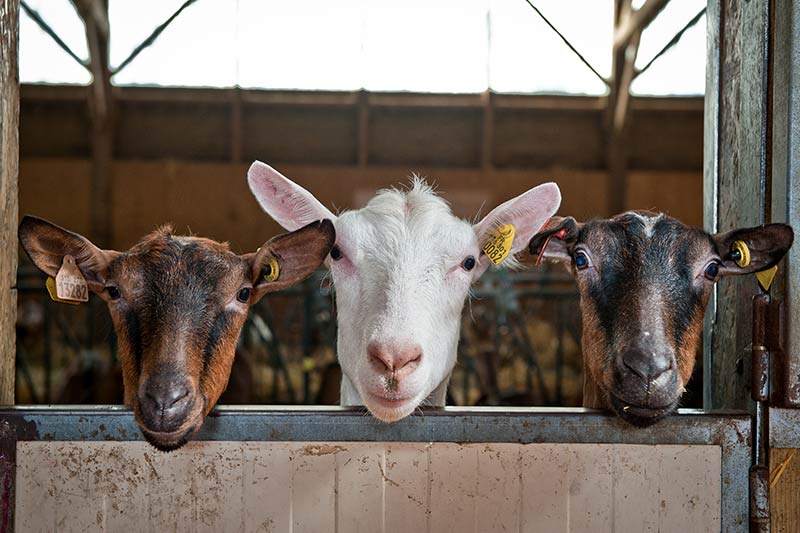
[704,0,773,410]
[74,0,113,247]
[71,0,108,38]
[480,90,494,170]
[606,0,636,216]
[0,0,19,406]
[613,0,670,51]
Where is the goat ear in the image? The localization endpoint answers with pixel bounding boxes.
[18,215,119,294]
[713,223,794,275]
[248,161,337,231]
[472,182,561,273]
[246,219,336,302]
[528,216,581,263]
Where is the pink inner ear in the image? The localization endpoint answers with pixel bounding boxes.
[247,161,336,231]
[473,182,562,254]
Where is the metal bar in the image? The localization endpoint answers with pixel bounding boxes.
[520,0,610,87]
[113,0,200,75]
[20,0,89,70]
[634,7,707,80]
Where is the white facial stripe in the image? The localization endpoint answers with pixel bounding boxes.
[630,212,665,238]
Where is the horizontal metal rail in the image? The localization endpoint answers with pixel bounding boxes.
[0,406,751,531]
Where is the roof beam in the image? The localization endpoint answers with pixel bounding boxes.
[613,0,670,52]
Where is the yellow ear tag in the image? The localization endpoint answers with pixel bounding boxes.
[482,224,516,266]
[262,257,280,282]
[756,266,778,292]
[45,276,80,305]
[732,240,751,268]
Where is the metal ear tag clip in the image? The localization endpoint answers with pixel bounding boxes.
[262,257,280,282]
[48,255,89,304]
[482,224,516,266]
[731,240,751,268]
[732,240,778,292]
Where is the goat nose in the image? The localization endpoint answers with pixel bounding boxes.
[146,385,190,412]
[368,341,422,373]
[621,349,673,381]
[139,375,193,432]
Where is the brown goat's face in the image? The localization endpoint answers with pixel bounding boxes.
[530,212,793,427]
[19,216,335,450]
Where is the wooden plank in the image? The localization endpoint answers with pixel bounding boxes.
[707,0,772,410]
[382,443,430,532]
[14,441,723,532]
[476,443,521,533]
[520,444,568,532]
[291,443,337,533]
[242,442,293,532]
[428,443,478,532]
[0,0,18,406]
[770,448,800,532]
[335,443,383,533]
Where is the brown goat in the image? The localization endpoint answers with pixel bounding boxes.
[19,216,335,450]
[530,212,793,426]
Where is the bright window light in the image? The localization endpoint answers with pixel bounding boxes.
[110,0,236,87]
[490,0,612,95]
[363,0,489,93]
[19,0,91,85]
[632,1,706,95]
[20,0,706,96]
[237,0,363,91]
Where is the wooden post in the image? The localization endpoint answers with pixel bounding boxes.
[74,0,113,248]
[704,0,773,411]
[0,0,19,405]
[769,0,800,528]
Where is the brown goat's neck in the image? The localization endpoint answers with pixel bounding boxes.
[582,371,607,409]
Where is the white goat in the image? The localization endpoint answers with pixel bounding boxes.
[248,162,561,422]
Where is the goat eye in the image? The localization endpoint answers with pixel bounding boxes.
[237,288,251,303]
[462,256,476,271]
[704,262,720,281]
[330,245,343,261]
[106,286,121,300]
[574,251,589,270]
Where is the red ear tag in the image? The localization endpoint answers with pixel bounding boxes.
[535,228,568,267]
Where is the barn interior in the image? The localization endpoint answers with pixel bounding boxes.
[16,0,706,408]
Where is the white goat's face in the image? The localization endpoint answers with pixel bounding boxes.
[247,162,561,422]
[330,186,479,421]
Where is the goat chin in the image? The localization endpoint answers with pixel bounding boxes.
[363,391,426,422]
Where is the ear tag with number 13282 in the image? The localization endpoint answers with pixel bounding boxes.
[482,224,516,265]
[51,254,89,303]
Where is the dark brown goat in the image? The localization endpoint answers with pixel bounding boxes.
[530,212,793,426]
[19,216,334,450]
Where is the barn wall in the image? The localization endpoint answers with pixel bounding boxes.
[16,441,720,532]
[18,159,702,252]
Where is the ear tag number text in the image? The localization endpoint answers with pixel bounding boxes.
[482,224,516,265]
[53,255,89,303]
